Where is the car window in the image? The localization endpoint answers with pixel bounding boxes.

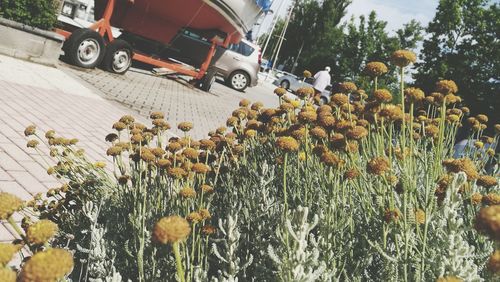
[228,42,255,56]
[304,77,314,84]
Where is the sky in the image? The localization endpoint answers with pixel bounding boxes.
[255,0,440,37]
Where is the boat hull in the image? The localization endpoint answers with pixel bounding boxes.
[95,0,262,45]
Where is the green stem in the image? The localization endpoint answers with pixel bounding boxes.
[283,153,289,212]
[173,242,186,282]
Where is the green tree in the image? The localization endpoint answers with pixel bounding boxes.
[415,0,500,125]
[332,12,422,93]
[0,0,58,30]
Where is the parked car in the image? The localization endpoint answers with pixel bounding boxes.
[120,29,260,91]
[274,74,332,104]
[214,39,260,91]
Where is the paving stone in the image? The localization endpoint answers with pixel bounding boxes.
[0,181,33,200]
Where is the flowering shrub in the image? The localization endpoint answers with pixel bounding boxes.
[0,50,499,281]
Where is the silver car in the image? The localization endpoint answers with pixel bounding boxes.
[215,39,260,91]
[274,74,332,104]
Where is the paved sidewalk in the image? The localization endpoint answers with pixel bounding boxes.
[61,63,279,139]
[0,54,149,242]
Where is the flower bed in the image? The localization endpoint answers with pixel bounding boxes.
[1,50,499,281]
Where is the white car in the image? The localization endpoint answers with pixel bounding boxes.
[273,74,332,104]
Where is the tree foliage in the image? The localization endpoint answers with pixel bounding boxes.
[0,0,59,30]
[261,1,422,92]
[415,0,499,125]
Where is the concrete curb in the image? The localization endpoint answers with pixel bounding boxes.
[0,17,65,66]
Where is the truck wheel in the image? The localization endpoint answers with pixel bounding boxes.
[102,39,133,74]
[228,71,249,91]
[64,28,106,68]
[200,68,217,92]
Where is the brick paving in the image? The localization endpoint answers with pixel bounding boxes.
[0,54,151,242]
[0,53,279,243]
[61,63,279,139]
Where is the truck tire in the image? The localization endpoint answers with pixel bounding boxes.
[199,68,217,92]
[102,39,133,74]
[64,28,106,68]
[228,71,249,91]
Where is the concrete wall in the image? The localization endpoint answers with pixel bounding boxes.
[0,18,65,66]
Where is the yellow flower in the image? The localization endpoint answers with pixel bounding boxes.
[244,129,257,138]
[150,111,164,119]
[404,87,425,103]
[153,216,191,244]
[310,126,327,139]
[379,105,404,122]
[290,99,301,108]
[346,126,368,140]
[276,136,299,152]
[168,167,187,179]
[337,82,357,93]
[320,151,343,168]
[476,114,488,124]
[475,205,500,241]
[201,184,214,194]
[202,225,217,235]
[303,70,312,78]
[0,243,22,265]
[471,193,483,205]
[178,122,193,132]
[274,87,287,97]
[186,212,203,223]
[26,220,59,245]
[415,209,425,225]
[487,250,500,274]
[373,89,392,103]
[435,80,458,94]
[0,192,23,220]
[251,102,264,111]
[367,157,390,175]
[482,193,500,206]
[199,209,211,220]
[443,158,479,180]
[384,208,401,223]
[183,148,199,160]
[0,267,16,282]
[298,110,317,123]
[191,163,210,174]
[344,168,360,180]
[112,121,127,131]
[298,152,306,161]
[119,115,135,125]
[179,187,196,198]
[363,62,388,77]
[106,146,123,157]
[26,140,39,148]
[24,125,36,136]
[330,93,349,106]
[477,175,498,188]
[20,248,74,282]
[296,87,315,98]
[94,161,106,168]
[390,50,416,67]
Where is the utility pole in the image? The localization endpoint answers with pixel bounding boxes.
[261,0,286,58]
[266,2,294,79]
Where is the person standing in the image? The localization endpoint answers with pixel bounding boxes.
[313,66,331,95]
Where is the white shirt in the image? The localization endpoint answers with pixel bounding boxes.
[313,70,331,92]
